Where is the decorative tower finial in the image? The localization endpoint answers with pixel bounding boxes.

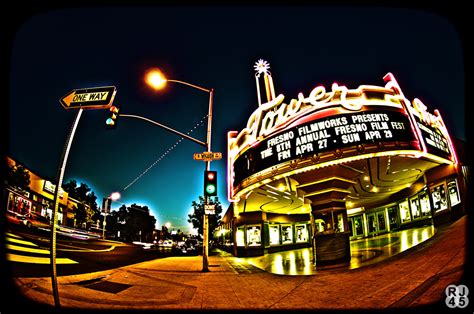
[254,59,271,77]
[254,59,275,106]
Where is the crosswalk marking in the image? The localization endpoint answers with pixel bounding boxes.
[6,232,23,239]
[6,244,50,254]
[6,237,39,247]
[6,253,78,264]
[5,233,78,265]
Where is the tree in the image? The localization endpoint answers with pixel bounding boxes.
[187,196,223,237]
[125,204,156,242]
[63,180,99,229]
[107,204,156,242]
[7,164,30,190]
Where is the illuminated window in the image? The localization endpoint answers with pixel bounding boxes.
[336,214,345,232]
[447,179,460,207]
[295,224,307,243]
[269,225,280,245]
[399,200,411,223]
[431,183,448,212]
[281,225,293,244]
[409,196,421,219]
[236,227,245,246]
[246,225,261,247]
[419,189,431,216]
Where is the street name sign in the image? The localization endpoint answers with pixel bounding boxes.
[60,86,117,110]
[194,152,222,161]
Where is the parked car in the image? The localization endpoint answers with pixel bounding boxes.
[175,239,200,255]
[160,239,174,247]
[21,212,51,229]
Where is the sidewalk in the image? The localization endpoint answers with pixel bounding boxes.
[7,215,470,312]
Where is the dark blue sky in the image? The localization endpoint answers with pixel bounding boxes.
[6,5,466,232]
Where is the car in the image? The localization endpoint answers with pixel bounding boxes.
[21,212,51,229]
[6,210,26,226]
[160,239,174,247]
[174,239,200,255]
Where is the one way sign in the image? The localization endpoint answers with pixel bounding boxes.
[60,86,117,110]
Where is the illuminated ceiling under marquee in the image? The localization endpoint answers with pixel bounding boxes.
[227,69,457,214]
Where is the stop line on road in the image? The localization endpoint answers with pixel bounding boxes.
[5,232,78,265]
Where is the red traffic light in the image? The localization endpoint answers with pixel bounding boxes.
[110,106,119,113]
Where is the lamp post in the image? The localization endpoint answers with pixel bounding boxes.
[145,68,213,272]
[102,192,120,240]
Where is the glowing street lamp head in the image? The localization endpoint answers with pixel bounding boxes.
[145,68,167,90]
[110,192,121,201]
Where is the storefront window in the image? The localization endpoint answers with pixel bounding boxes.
[281,225,293,244]
[246,225,261,247]
[399,200,411,223]
[431,183,448,212]
[295,224,307,243]
[315,219,325,233]
[448,179,461,207]
[336,214,345,232]
[9,194,32,215]
[419,189,431,217]
[236,227,245,246]
[410,196,421,219]
[269,225,280,245]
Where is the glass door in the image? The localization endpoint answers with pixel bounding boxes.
[377,211,386,232]
[367,213,377,235]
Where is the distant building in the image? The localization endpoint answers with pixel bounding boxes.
[4,156,86,227]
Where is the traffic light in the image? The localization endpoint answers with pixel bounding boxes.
[204,170,217,197]
[105,106,120,129]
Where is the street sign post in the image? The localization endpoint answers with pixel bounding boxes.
[51,86,117,310]
[194,151,222,161]
[60,86,117,110]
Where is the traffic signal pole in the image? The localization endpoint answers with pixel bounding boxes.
[116,85,214,273]
[202,88,214,272]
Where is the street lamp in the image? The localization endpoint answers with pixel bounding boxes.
[101,192,120,239]
[145,67,214,272]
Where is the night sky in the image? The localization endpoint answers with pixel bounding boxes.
[5,5,466,233]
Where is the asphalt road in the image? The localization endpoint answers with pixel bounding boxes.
[4,225,173,278]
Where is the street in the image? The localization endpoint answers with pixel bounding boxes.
[5,225,172,278]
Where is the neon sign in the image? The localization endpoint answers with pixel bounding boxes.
[227,61,457,202]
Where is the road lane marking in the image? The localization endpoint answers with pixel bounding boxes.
[6,253,78,264]
[58,245,116,252]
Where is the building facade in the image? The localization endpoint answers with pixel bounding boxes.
[5,156,85,227]
[218,60,468,265]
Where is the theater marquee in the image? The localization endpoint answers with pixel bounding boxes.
[227,61,457,202]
